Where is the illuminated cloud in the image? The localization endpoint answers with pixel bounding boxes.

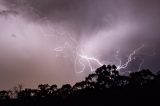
[0,0,160,89]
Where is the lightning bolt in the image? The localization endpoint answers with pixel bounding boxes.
[117,44,145,70]
[53,35,146,74]
[54,42,71,57]
[76,44,145,74]
[79,55,103,72]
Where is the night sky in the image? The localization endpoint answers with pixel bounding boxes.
[0,0,160,89]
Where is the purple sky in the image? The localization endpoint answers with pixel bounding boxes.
[0,0,160,90]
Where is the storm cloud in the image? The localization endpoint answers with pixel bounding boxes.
[0,0,160,89]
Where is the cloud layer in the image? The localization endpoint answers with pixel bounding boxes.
[0,0,160,89]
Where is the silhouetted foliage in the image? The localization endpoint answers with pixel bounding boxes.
[0,65,160,106]
[0,91,10,100]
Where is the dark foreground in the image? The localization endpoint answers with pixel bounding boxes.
[0,65,160,106]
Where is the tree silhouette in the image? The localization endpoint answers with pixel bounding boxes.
[129,69,155,87]
[73,81,85,91]
[113,76,130,87]
[37,84,50,98]
[61,84,72,93]
[49,84,57,96]
[0,91,10,100]
[0,65,160,106]
[18,88,36,99]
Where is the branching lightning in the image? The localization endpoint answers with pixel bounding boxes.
[52,22,155,74]
[117,44,145,70]
[53,38,146,74]
[79,55,103,72]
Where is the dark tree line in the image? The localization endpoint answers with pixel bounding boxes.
[0,65,160,106]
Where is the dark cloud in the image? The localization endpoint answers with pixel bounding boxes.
[3,0,131,33]
[0,10,18,17]
[3,0,160,36]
